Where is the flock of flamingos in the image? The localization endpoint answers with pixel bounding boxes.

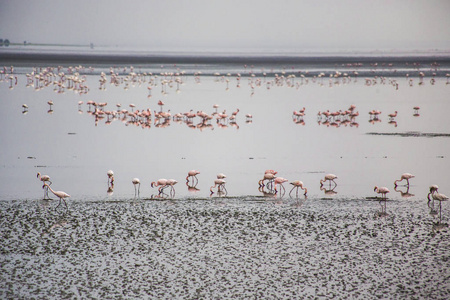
[1,62,446,130]
[2,62,448,219]
[36,169,448,222]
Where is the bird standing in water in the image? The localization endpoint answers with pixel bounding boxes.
[186,170,200,184]
[320,174,338,188]
[43,183,70,210]
[274,177,288,195]
[132,178,140,198]
[37,172,52,199]
[394,173,414,187]
[289,180,308,197]
[427,185,448,221]
[107,170,114,186]
[210,179,227,195]
[374,186,390,200]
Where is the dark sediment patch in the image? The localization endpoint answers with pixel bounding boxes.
[366,131,450,138]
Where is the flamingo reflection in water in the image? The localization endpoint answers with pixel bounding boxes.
[394,185,414,199]
[258,185,277,198]
[320,185,338,196]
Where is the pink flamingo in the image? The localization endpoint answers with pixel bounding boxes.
[388,111,398,120]
[43,183,70,209]
[394,173,415,187]
[259,172,276,188]
[274,177,288,194]
[186,170,200,184]
[428,185,448,220]
[37,172,52,199]
[132,178,140,197]
[320,174,338,187]
[289,180,307,196]
[374,186,390,200]
[210,179,227,195]
[166,179,178,196]
[151,178,168,193]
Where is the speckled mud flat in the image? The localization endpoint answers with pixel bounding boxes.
[1,197,448,299]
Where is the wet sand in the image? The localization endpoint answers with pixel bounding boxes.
[1,198,449,298]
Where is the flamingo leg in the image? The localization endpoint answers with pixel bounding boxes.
[223,185,228,194]
[55,197,62,209]
[289,186,295,197]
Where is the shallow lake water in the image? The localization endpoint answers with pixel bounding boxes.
[1,54,450,298]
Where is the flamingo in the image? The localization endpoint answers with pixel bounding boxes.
[274,177,288,194]
[107,170,114,186]
[217,173,226,179]
[151,178,168,193]
[43,183,70,209]
[210,179,227,195]
[132,178,140,197]
[388,111,398,120]
[186,170,200,184]
[37,172,52,199]
[166,179,178,196]
[394,173,415,187]
[289,180,308,196]
[258,172,276,188]
[427,185,448,221]
[320,174,338,187]
[374,186,390,200]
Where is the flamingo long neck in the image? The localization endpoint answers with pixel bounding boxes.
[46,184,56,195]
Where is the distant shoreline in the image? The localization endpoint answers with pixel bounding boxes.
[1,48,450,65]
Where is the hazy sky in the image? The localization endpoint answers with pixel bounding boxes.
[1,0,449,52]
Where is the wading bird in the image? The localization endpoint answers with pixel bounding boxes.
[289,180,308,197]
[132,178,140,197]
[151,178,168,194]
[43,183,70,210]
[166,179,178,196]
[107,170,114,186]
[274,177,288,194]
[259,172,276,188]
[394,173,415,187]
[210,179,227,195]
[37,172,52,199]
[374,186,390,200]
[186,170,200,184]
[427,185,448,221]
[320,174,338,187]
